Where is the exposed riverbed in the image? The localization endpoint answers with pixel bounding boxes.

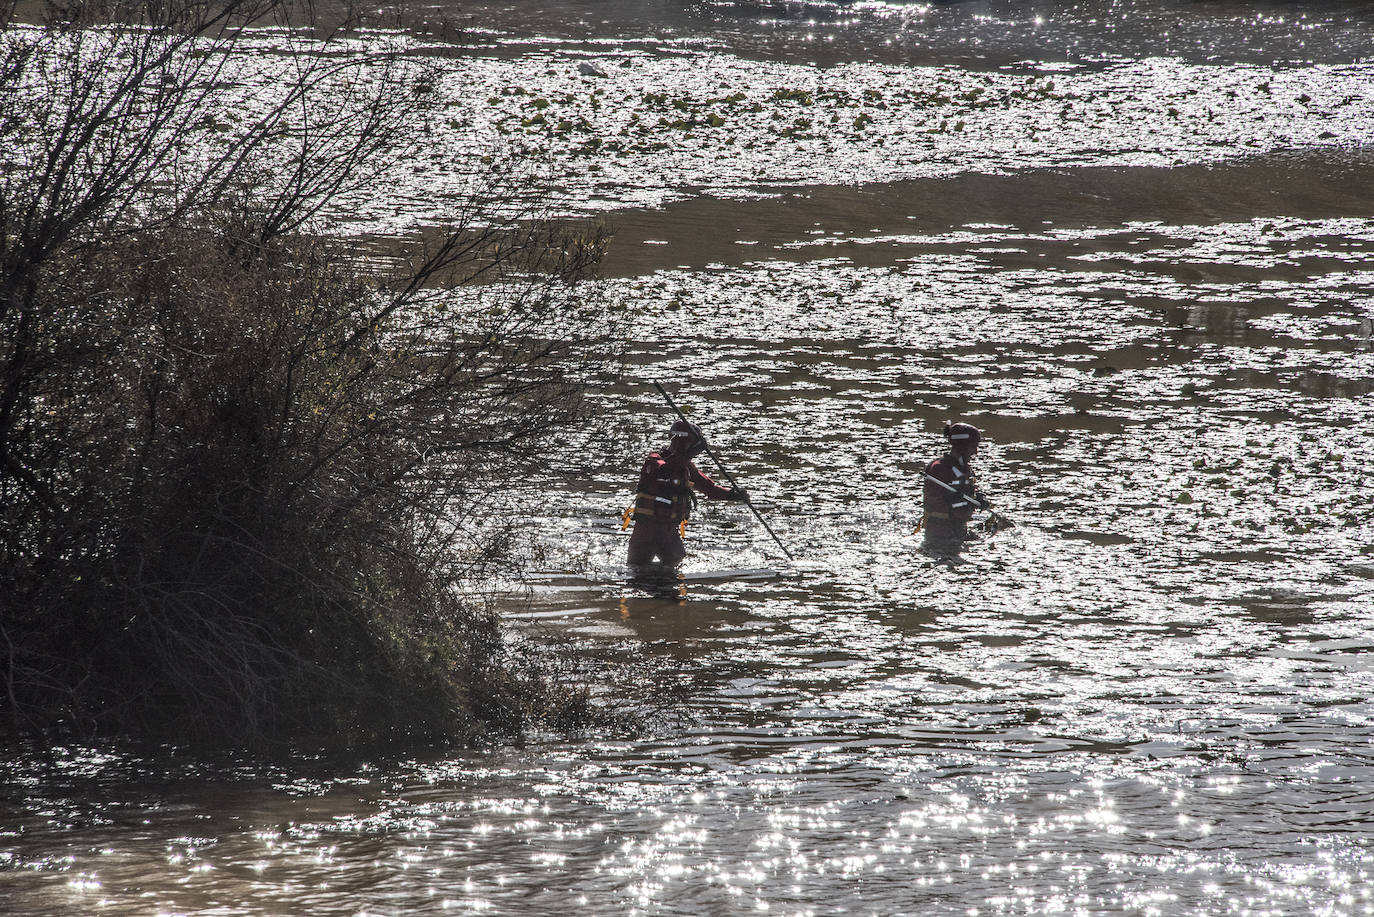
[4,2,1374,915]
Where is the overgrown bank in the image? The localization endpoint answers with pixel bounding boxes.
[0,0,619,749]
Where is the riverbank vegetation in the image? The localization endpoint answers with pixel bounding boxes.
[0,0,619,749]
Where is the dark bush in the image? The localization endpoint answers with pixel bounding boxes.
[0,0,619,748]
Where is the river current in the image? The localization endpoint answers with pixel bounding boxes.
[4,2,1374,915]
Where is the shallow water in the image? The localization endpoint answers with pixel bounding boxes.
[4,2,1374,915]
[164,1,1374,233]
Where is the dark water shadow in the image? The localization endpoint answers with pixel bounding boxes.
[625,561,688,599]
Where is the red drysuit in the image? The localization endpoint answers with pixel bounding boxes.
[627,448,736,566]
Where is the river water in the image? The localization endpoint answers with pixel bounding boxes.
[5,2,1374,915]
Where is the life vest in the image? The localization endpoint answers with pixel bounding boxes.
[922,454,981,537]
[632,450,697,524]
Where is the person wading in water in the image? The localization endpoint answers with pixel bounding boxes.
[921,421,996,550]
[626,420,747,566]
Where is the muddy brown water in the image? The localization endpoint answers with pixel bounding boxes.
[4,2,1374,915]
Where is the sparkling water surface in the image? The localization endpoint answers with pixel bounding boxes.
[3,2,1373,915]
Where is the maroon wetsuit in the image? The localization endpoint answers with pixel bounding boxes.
[922,452,986,541]
[627,449,734,565]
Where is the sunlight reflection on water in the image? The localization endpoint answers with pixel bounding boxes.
[13,200,1372,916]
[5,3,1374,915]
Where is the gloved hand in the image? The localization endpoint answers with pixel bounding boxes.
[959,484,990,510]
[727,486,749,502]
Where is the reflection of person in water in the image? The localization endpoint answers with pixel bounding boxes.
[626,420,747,566]
[921,421,993,548]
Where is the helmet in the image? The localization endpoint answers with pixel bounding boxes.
[668,420,707,458]
[944,421,981,456]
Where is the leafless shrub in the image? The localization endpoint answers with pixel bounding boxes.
[0,0,622,748]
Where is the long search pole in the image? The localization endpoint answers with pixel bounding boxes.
[924,472,1014,530]
[653,382,794,561]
